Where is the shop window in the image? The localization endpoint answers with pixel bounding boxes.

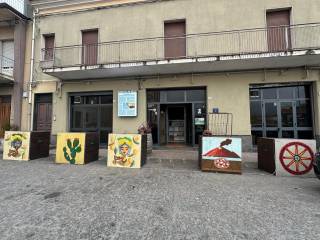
[101,95,113,104]
[186,89,205,102]
[72,96,82,105]
[298,131,313,139]
[100,105,113,128]
[166,90,185,102]
[263,88,277,99]
[250,89,261,99]
[279,87,294,99]
[86,96,99,105]
[147,90,160,102]
[296,100,312,127]
[296,86,310,99]
[250,101,262,128]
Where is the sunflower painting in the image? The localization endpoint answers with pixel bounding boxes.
[107,134,142,168]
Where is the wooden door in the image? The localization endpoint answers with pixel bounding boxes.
[44,35,55,60]
[267,10,291,52]
[34,94,52,132]
[0,96,11,138]
[164,21,186,59]
[82,30,98,65]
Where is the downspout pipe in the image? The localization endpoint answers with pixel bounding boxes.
[28,8,38,131]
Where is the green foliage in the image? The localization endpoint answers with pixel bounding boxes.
[63,138,82,164]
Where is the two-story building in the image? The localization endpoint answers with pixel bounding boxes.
[25,0,320,150]
[0,0,29,137]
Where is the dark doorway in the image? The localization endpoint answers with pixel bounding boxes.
[164,20,186,59]
[70,93,113,144]
[267,9,291,52]
[34,93,52,132]
[82,29,98,65]
[167,105,186,144]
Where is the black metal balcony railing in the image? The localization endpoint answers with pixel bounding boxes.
[0,55,14,77]
[41,23,320,69]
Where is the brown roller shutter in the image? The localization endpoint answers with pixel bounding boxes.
[82,30,98,65]
[164,20,186,59]
[267,10,291,52]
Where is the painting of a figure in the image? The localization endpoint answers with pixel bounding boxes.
[108,134,142,168]
[3,132,30,161]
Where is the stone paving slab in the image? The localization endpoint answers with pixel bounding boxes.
[0,152,319,240]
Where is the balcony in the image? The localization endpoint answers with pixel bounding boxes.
[40,23,320,80]
[0,55,14,83]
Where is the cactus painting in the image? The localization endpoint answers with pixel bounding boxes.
[56,133,85,165]
[3,131,30,161]
[63,138,82,164]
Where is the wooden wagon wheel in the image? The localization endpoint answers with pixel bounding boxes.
[279,142,314,175]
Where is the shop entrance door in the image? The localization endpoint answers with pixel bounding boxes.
[147,88,206,146]
[264,100,296,138]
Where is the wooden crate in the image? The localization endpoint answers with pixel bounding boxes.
[258,137,316,177]
[257,138,276,174]
[107,134,147,168]
[199,136,242,174]
[55,132,99,165]
[3,131,50,161]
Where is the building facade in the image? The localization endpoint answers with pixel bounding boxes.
[0,0,29,137]
[24,0,320,150]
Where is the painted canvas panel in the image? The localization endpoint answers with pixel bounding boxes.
[108,134,142,168]
[118,91,137,117]
[275,139,316,177]
[201,137,242,173]
[3,131,30,161]
[56,133,85,165]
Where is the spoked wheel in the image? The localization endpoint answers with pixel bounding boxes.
[279,142,314,175]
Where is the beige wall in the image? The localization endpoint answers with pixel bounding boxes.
[30,69,320,136]
[23,0,320,138]
[32,0,320,81]
[0,26,14,41]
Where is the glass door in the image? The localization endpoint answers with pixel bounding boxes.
[264,101,279,138]
[279,101,295,138]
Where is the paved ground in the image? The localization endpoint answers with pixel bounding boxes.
[0,151,319,240]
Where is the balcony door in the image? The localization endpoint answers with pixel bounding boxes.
[82,30,98,65]
[44,34,55,61]
[164,20,186,59]
[267,10,291,52]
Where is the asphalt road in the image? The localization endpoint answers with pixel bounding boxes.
[0,155,319,240]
